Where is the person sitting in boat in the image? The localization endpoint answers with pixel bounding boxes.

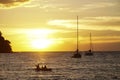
[41,65,44,69]
[35,64,40,70]
[44,65,47,69]
[41,65,47,70]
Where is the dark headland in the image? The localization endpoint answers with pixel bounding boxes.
[0,31,12,53]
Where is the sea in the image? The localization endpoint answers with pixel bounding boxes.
[0,51,120,80]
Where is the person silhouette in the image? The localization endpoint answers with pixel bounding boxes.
[36,64,40,70]
[44,65,47,69]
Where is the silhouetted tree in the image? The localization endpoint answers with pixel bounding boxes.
[0,31,12,53]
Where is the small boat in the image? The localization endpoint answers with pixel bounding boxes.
[85,33,93,56]
[35,67,52,71]
[72,49,81,58]
[72,16,81,58]
[35,64,52,72]
[85,49,93,56]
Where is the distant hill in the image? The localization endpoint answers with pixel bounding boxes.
[0,31,12,53]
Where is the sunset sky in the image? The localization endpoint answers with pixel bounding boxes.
[0,0,120,51]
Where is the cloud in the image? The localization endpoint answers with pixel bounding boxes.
[48,16,120,31]
[48,20,75,28]
[81,17,120,27]
[23,4,39,8]
[80,2,116,10]
[0,0,31,8]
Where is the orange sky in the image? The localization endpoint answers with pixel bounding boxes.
[0,0,120,51]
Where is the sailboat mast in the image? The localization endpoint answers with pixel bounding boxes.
[90,33,93,51]
[77,16,79,50]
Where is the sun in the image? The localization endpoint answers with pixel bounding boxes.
[31,39,53,50]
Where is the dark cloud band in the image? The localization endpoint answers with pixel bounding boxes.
[0,0,30,8]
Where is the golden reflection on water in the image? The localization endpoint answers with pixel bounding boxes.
[32,52,49,65]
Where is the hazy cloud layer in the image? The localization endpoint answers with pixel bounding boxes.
[79,17,120,26]
[0,0,31,8]
[29,0,119,12]
[48,17,120,31]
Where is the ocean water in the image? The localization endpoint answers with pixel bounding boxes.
[0,51,120,80]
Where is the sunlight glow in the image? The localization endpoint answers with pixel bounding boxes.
[12,28,57,51]
[31,39,54,49]
[25,29,56,50]
[48,20,74,28]
[26,29,55,38]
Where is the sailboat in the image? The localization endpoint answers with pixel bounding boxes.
[85,33,93,56]
[72,16,81,58]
